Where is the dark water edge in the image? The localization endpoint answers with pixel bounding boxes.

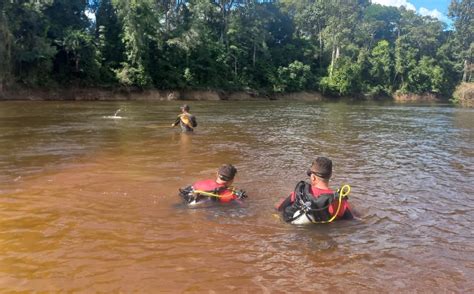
[0,86,453,104]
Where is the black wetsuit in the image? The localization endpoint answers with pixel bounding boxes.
[173,113,197,132]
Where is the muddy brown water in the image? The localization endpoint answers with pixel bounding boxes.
[0,100,473,292]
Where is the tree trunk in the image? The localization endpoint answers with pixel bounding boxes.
[329,45,340,79]
[234,55,237,75]
[75,53,80,72]
[253,42,256,67]
[319,29,323,70]
[462,59,468,82]
[330,45,335,78]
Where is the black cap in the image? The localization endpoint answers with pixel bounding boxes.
[218,164,237,181]
[180,104,190,111]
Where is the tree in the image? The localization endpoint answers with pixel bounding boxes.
[320,56,362,96]
[407,56,445,93]
[43,0,102,83]
[323,0,369,78]
[7,1,57,86]
[0,3,12,91]
[0,0,466,99]
[273,60,311,92]
[368,40,393,94]
[360,4,401,47]
[449,0,474,82]
[96,0,125,71]
[113,0,163,87]
[280,0,328,70]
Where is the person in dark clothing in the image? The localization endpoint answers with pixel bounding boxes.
[171,104,197,132]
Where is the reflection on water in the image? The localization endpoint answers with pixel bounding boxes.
[0,101,473,292]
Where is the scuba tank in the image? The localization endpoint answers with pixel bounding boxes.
[282,181,345,225]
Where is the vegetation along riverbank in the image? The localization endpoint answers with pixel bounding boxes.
[0,86,448,102]
[0,1,472,104]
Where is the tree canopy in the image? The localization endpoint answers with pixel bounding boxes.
[0,0,472,97]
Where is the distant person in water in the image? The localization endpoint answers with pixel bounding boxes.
[171,104,197,132]
[276,157,354,224]
[179,164,247,206]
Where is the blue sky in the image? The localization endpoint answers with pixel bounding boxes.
[372,0,451,23]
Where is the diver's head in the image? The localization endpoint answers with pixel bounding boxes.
[216,164,237,186]
[180,104,190,112]
[307,157,332,184]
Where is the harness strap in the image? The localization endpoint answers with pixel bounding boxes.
[311,185,351,224]
[287,184,351,224]
[179,114,193,128]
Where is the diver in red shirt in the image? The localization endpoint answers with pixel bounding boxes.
[276,157,354,224]
[179,164,247,206]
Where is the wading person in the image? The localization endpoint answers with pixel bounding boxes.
[171,104,197,132]
[276,157,354,224]
[179,164,247,206]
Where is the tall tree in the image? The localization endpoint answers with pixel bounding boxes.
[44,0,98,82]
[369,40,393,94]
[0,2,12,91]
[280,0,328,71]
[113,0,163,87]
[449,0,474,82]
[322,0,369,78]
[96,0,125,81]
[7,1,57,85]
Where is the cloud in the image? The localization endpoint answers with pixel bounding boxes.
[419,7,448,22]
[371,0,416,11]
[372,0,450,24]
[85,9,96,22]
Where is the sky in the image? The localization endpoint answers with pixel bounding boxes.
[372,0,452,23]
[85,1,453,25]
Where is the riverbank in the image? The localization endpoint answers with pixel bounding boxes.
[0,86,451,103]
[0,87,326,101]
[452,83,474,107]
[392,92,442,102]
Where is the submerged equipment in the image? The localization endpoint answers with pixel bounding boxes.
[282,181,351,224]
[179,185,247,206]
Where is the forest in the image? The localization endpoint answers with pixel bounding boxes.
[0,0,472,98]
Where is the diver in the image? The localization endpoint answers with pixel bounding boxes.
[171,104,197,132]
[179,164,247,206]
[275,157,354,224]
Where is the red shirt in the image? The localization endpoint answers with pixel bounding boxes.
[192,179,237,203]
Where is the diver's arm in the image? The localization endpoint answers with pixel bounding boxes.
[340,200,360,220]
[275,194,293,211]
[347,205,361,219]
[171,116,180,127]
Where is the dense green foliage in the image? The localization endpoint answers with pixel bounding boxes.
[0,0,472,97]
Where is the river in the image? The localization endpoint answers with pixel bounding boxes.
[0,100,473,292]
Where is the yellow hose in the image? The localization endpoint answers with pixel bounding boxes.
[193,190,222,198]
[310,184,351,224]
[192,186,237,199]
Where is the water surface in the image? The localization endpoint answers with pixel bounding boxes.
[0,100,473,292]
